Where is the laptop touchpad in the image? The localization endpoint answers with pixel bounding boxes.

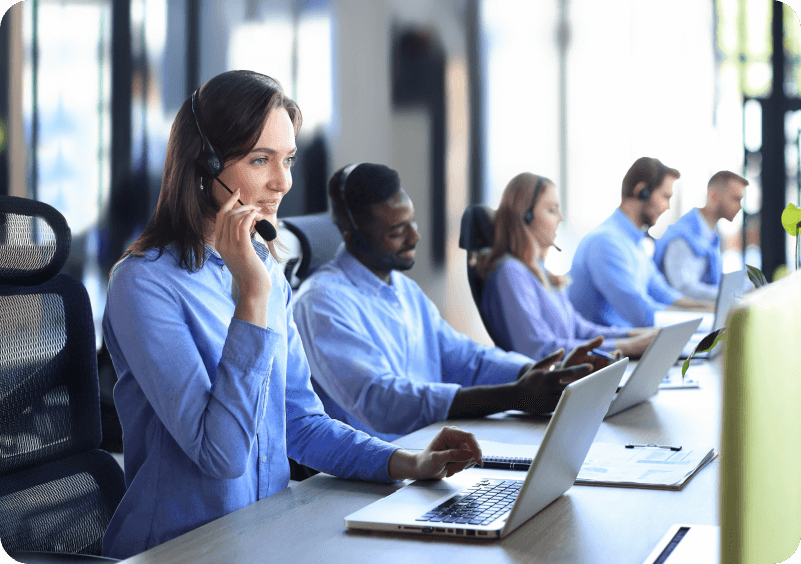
[382,480,462,506]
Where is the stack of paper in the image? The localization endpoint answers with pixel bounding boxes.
[478,440,716,491]
[576,443,716,490]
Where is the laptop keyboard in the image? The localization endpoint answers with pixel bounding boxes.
[415,478,523,526]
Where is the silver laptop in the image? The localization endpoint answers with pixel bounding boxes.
[606,318,701,417]
[344,359,628,539]
[677,269,747,360]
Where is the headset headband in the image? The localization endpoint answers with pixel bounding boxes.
[191,88,223,177]
[340,163,363,232]
[524,176,545,224]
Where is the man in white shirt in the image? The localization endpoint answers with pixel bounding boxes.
[653,170,748,301]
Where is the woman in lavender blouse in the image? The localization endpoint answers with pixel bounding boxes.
[476,173,656,361]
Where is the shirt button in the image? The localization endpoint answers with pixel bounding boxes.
[262,455,267,463]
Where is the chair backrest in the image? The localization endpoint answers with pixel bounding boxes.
[458,204,505,348]
[279,212,343,290]
[0,196,125,557]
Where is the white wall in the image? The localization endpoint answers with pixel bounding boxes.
[331,0,493,344]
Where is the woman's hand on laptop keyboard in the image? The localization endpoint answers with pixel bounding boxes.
[387,426,483,481]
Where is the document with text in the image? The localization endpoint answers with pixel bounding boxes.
[479,440,716,490]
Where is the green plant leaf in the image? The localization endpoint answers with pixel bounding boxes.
[781,203,801,237]
[681,327,726,378]
[746,264,767,288]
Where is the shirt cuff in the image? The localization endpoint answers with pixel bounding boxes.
[222,318,282,374]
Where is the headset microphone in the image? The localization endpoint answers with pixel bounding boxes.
[191,89,277,242]
[216,176,278,242]
[551,241,562,252]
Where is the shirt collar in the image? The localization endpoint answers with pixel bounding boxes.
[334,243,397,295]
[202,237,271,265]
[692,207,716,239]
[611,208,647,244]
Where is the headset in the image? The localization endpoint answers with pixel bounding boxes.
[523,174,561,252]
[192,89,224,177]
[638,161,667,202]
[339,163,371,254]
[190,88,277,241]
[523,175,545,225]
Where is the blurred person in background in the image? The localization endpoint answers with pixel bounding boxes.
[292,163,606,443]
[476,172,657,361]
[569,157,712,328]
[654,170,748,300]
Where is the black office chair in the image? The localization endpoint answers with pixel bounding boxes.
[277,212,343,482]
[279,212,343,290]
[0,196,125,563]
[458,204,507,350]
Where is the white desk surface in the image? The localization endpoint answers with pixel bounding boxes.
[119,360,721,564]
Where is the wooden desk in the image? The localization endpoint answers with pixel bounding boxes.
[120,361,721,564]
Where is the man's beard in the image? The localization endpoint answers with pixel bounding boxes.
[366,247,416,272]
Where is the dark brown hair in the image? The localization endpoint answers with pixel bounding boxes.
[621,157,680,199]
[119,70,302,272]
[708,170,748,190]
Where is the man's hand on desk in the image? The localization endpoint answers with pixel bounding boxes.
[615,328,658,359]
[669,297,714,312]
[388,426,483,481]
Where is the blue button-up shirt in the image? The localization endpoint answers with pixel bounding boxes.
[292,245,532,442]
[482,255,629,360]
[568,209,682,327]
[102,241,398,560]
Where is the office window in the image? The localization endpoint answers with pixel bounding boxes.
[22,0,112,347]
[22,0,111,235]
[481,0,560,211]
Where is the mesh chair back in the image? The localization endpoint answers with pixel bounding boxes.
[0,275,102,474]
[0,196,70,286]
[281,213,343,289]
[458,204,505,348]
[0,450,126,555]
[0,196,125,557]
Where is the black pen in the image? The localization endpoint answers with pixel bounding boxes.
[625,443,682,452]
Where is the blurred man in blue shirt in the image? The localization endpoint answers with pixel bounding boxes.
[654,170,748,301]
[293,163,605,441]
[568,157,712,328]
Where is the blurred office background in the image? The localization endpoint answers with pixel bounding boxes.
[0,0,800,449]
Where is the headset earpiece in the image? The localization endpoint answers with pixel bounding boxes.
[638,161,666,201]
[523,209,534,225]
[523,176,545,225]
[191,89,225,178]
[339,163,371,254]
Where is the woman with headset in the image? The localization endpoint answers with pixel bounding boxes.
[476,172,657,363]
[101,70,482,559]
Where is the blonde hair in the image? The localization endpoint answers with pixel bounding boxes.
[477,172,566,289]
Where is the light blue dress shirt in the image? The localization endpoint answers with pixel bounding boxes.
[568,209,682,328]
[482,255,629,360]
[655,208,721,301]
[102,240,399,560]
[292,245,532,442]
